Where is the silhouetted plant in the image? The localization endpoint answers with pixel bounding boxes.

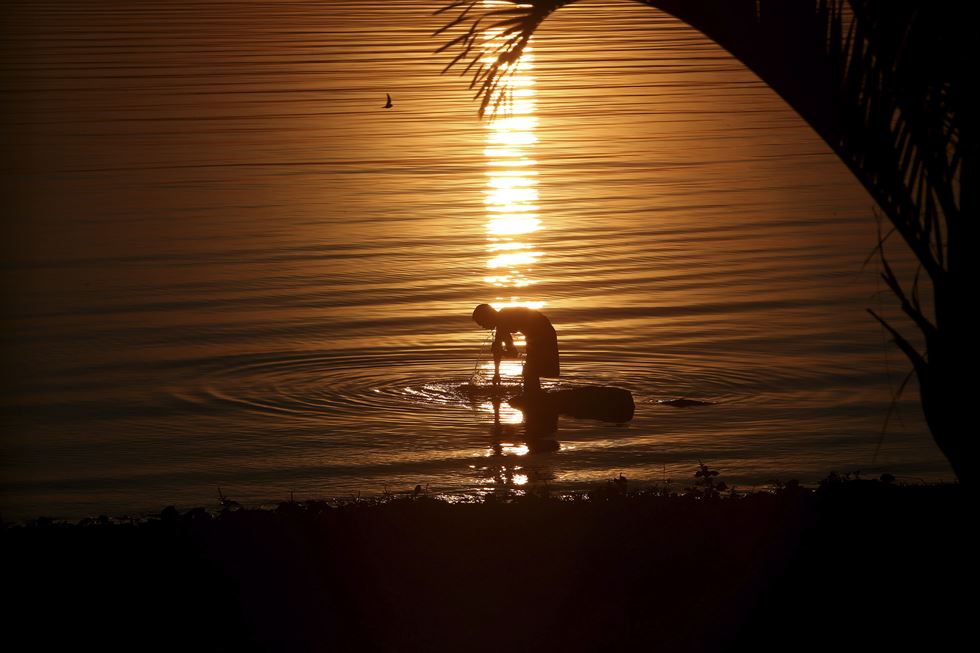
[613,473,628,494]
[819,470,865,488]
[217,487,240,511]
[587,473,632,501]
[434,0,972,484]
[770,479,804,496]
[690,461,728,498]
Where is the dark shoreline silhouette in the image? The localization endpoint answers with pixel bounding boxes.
[3,475,966,652]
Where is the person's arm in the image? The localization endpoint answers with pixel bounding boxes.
[502,331,518,357]
[490,330,516,384]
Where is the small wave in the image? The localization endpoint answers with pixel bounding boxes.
[173,349,493,423]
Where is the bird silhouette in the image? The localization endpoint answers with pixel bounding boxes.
[383,93,393,109]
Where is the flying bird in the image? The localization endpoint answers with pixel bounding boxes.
[383,93,393,109]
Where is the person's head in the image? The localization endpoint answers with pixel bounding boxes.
[472,304,498,329]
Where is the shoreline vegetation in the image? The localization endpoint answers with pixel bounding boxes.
[3,470,967,651]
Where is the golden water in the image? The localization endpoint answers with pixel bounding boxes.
[0,0,947,518]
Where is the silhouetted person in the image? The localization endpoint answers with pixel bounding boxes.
[472,304,559,393]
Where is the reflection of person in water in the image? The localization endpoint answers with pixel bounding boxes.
[472,304,559,393]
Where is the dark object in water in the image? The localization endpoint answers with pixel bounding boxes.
[657,398,715,408]
[459,382,512,395]
[509,386,634,423]
[458,382,515,402]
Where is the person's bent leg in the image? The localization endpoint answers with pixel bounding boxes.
[523,366,541,394]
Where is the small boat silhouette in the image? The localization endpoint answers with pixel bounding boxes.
[383,93,393,109]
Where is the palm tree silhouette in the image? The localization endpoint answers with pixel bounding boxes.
[434,0,973,484]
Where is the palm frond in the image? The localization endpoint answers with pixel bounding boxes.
[434,0,574,117]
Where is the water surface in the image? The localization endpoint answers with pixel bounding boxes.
[1,0,948,519]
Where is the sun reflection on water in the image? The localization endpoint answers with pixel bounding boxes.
[482,33,542,362]
[471,10,557,493]
[480,400,524,424]
[501,444,530,457]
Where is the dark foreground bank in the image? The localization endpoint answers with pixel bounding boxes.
[2,477,969,652]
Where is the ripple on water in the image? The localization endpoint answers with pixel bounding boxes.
[174,350,512,426]
[172,343,771,433]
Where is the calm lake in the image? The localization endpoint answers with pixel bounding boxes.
[1,0,950,519]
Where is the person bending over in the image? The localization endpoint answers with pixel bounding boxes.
[472,304,559,393]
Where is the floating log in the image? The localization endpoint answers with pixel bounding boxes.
[508,386,635,423]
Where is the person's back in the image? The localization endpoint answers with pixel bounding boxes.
[495,307,554,342]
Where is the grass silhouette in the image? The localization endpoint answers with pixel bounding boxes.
[3,470,967,651]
